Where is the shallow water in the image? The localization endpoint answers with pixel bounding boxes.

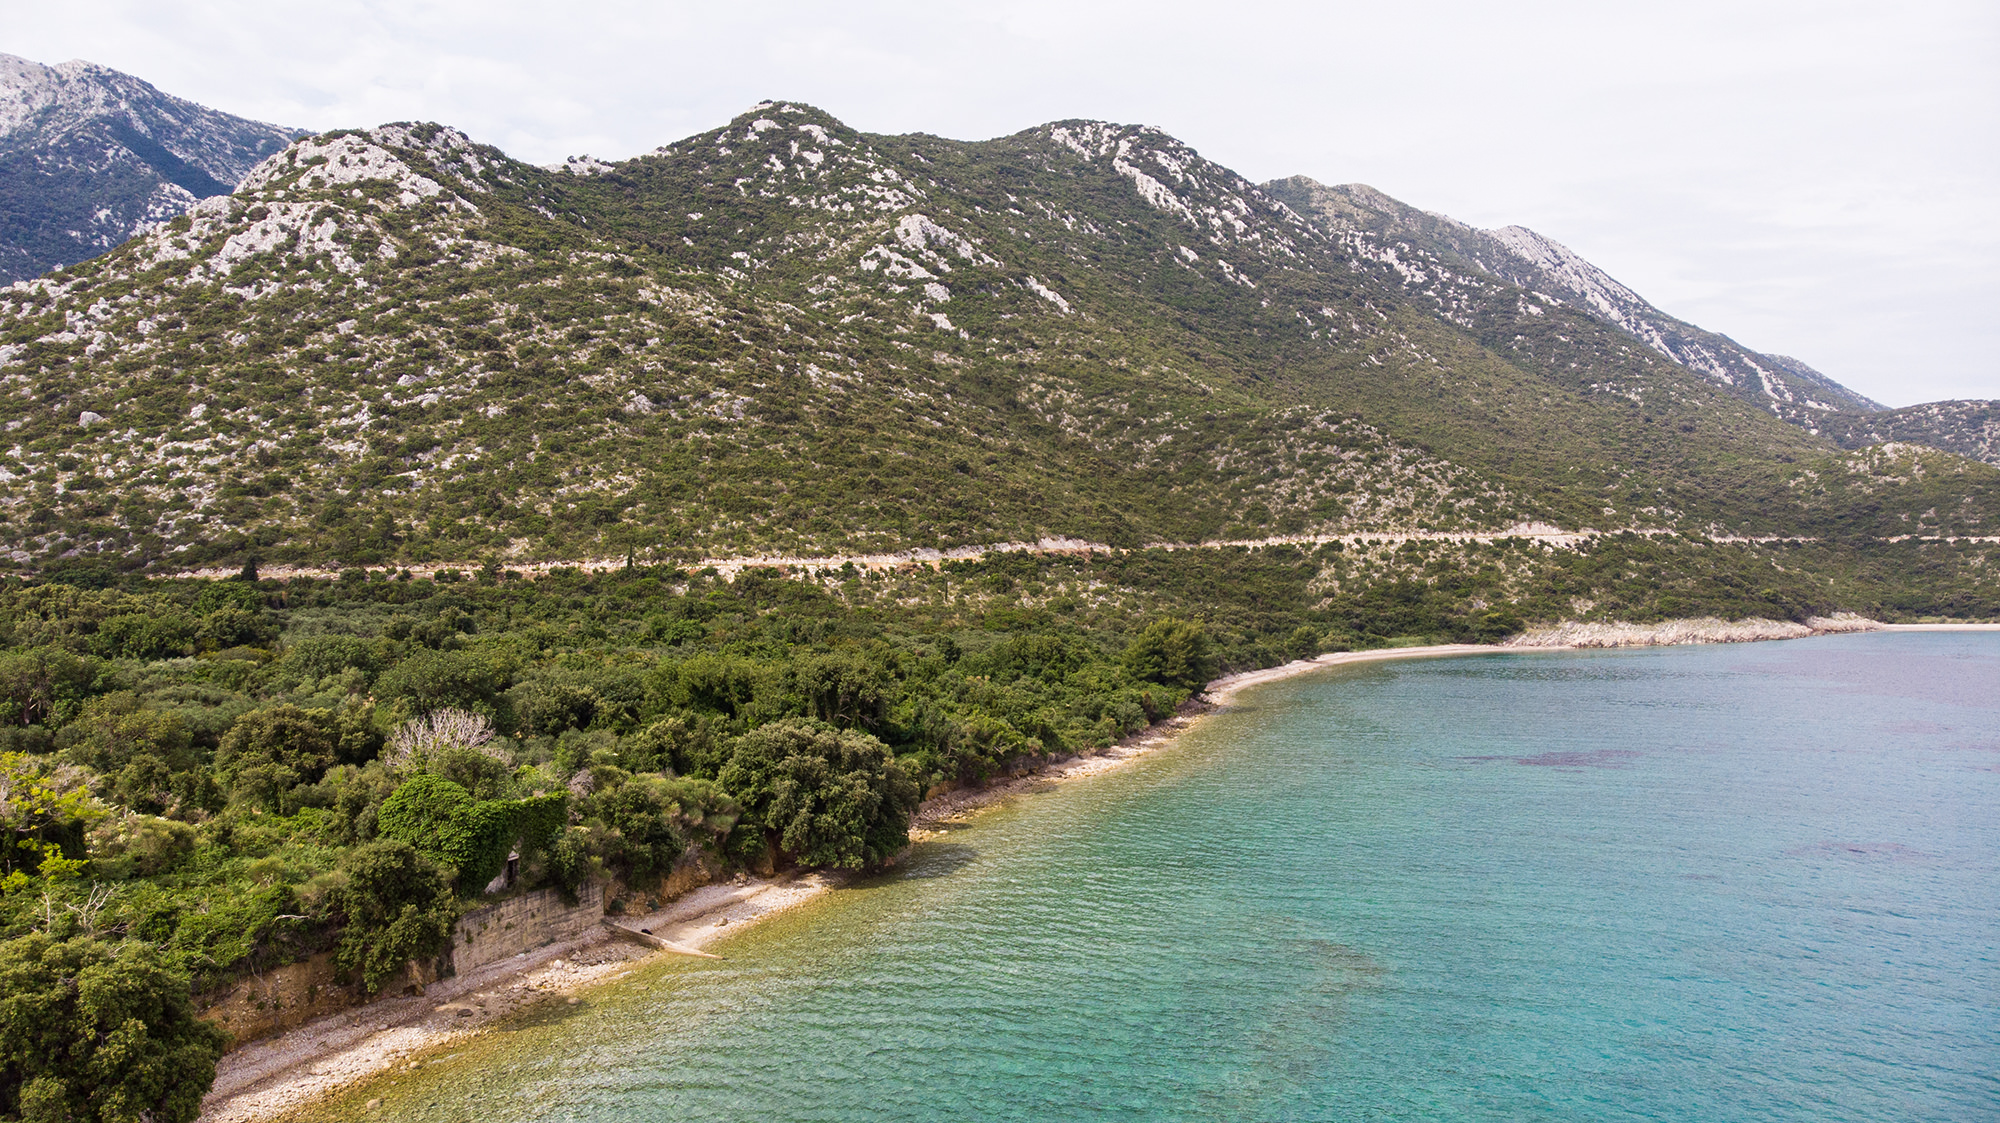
[306,632,2000,1121]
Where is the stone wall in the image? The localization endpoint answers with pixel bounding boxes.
[450,881,606,977]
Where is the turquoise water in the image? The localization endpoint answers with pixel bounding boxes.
[318,633,2000,1122]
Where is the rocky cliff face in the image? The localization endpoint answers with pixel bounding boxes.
[1264,176,1884,427]
[0,53,301,284]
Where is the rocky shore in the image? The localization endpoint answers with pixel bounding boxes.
[1506,613,1880,648]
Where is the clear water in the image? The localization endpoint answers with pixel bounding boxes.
[308,632,2000,1122]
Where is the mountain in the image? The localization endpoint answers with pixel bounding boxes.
[0,53,301,285]
[1818,400,2000,466]
[1263,178,1885,426]
[0,104,1994,578]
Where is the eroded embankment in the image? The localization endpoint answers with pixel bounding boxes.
[202,875,832,1123]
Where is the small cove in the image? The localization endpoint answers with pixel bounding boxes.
[296,632,2000,1121]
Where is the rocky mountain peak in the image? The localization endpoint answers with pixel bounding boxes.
[0,52,301,284]
[1266,175,1884,424]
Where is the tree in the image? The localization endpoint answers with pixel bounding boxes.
[374,649,502,717]
[0,648,102,731]
[377,775,563,895]
[590,774,738,880]
[1121,617,1214,692]
[55,694,197,780]
[627,712,732,778]
[333,840,458,994]
[91,613,198,660]
[213,705,339,810]
[280,634,381,682]
[794,650,892,729]
[718,719,918,869]
[38,693,195,812]
[384,708,499,774]
[506,674,602,737]
[0,752,99,884]
[0,933,226,1123]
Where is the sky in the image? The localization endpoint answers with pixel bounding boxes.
[7,0,1996,406]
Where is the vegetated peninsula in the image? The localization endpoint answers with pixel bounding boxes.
[0,96,1996,1122]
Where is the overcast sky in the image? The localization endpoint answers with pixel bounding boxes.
[8,0,1995,405]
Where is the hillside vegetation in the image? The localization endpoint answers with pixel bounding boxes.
[1,106,1994,574]
[3,531,1992,1000]
[1820,401,2000,468]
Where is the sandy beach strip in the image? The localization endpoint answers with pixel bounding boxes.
[1873,622,2000,631]
[911,641,1514,838]
[202,875,832,1123]
[920,612,2000,829]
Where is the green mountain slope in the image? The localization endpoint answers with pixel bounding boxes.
[0,105,1993,573]
[1819,400,2000,467]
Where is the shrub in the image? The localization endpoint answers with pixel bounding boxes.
[626,712,733,778]
[0,647,102,730]
[85,811,196,879]
[718,719,918,869]
[374,649,503,716]
[332,840,457,994]
[93,612,198,660]
[0,933,226,1123]
[281,634,380,681]
[377,775,561,894]
[55,693,197,777]
[0,752,98,883]
[213,705,340,810]
[385,708,498,772]
[590,774,738,881]
[1121,617,1214,692]
[507,673,602,737]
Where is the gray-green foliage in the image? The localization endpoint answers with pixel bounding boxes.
[332,840,457,994]
[719,718,919,869]
[0,933,226,1123]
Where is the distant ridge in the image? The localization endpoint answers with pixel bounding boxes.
[1264,177,1885,426]
[0,53,302,283]
[1818,400,2000,466]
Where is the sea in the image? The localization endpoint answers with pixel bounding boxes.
[307,631,2000,1122]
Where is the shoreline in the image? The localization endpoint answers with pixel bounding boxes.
[204,875,834,1123]
[202,614,1994,1121]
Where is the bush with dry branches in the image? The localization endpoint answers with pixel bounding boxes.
[385,708,503,774]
